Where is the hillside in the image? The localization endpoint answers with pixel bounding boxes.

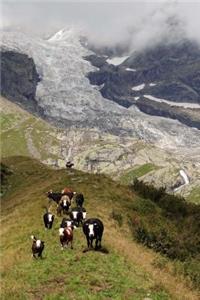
[1,96,200,202]
[1,156,200,300]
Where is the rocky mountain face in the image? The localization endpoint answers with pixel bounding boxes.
[1,51,40,111]
[86,40,200,129]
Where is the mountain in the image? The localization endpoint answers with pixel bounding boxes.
[1,156,200,299]
[1,29,200,137]
[86,40,200,129]
[1,28,200,200]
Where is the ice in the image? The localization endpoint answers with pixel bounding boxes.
[132,83,145,91]
[106,56,129,66]
[144,95,200,109]
[126,68,136,72]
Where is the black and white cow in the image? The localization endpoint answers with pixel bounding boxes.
[60,217,76,229]
[82,218,104,250]
[60,195,71,214]
[46,190,62,204]
[66,161,74,169]
[43,209,55,229]
[31,235,45,258]
[75,193,84,207]
[70,207,87,227]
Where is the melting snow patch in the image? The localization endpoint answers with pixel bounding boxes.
[106,56,129,66]
[144,95,200,109]
[174,169,190,192]
[132,83,145,91]
[134,96,140,101]
[126,68,136,72]
[180,170,189,185]
[149,83,156,86]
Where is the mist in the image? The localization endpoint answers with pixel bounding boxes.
[1,1,200,53]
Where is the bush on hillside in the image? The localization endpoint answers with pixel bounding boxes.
[0,163,12,195]
[111,209,123,227]
[129,179,200,288]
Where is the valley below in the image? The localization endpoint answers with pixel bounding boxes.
[1,96,200,203]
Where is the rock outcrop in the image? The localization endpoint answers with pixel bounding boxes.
[1,51,40,111]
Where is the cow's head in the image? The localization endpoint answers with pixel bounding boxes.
[46,190,53,196]
[48,213,54,222]
[88,224,95,238]
[59,228,64,236]
[62,199,68,207]
[72,211,78,219]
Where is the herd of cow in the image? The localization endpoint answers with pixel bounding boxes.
[31,187,104,258]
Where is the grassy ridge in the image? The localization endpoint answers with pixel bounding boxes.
[119,164,157,185]
[1,157,199,299]
[1,157,169,300]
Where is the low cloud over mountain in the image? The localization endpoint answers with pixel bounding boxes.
[1,1,200,53]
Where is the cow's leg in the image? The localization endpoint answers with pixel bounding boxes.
[95,239,98,250]
[95,236,101,250]
[60,238,64,250]
[71,239,73,249]
[38,251,43,258]
[91,238,94,249]
[86,236,90,248]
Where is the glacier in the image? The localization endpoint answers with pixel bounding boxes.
[1,28,200,155]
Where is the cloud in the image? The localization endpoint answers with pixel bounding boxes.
[1,1,200,52]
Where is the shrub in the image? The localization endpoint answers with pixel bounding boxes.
[111,209,123,227]
[129,180,200,287]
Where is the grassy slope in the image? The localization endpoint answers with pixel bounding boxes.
[0,97,60,160]
[186,187,200,204]
[1,157,199,300]
[119,164,157,185]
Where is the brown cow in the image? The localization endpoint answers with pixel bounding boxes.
[59,227,73,250]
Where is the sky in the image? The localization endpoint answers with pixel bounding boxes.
[1,1,200,52]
